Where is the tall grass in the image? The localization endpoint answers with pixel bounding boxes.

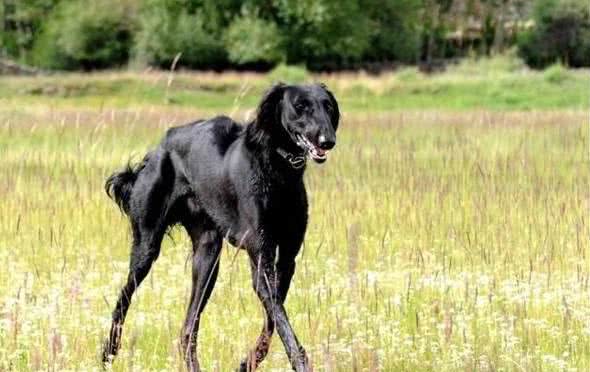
[0,104,587,370]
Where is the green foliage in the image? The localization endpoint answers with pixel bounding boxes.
[543,63,571,84]
[4,0,590,71]
[363,0,422,63]
[274,0,371,68]
[267,63,309,83]
[395,67,422,82]
[0,0,58,62]
[224,12,284,65]
[448,52,526,76]
[31,0,135,69]
[518,0,590,68]
[133,0,227,69]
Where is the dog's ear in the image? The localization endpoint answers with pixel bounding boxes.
[319,83,340,130]
[257,83,287,126]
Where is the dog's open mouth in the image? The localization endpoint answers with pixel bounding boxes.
[296,134,328,163]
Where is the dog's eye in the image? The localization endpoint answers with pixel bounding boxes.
[295,102,307,112]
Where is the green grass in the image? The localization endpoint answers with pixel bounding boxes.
[0,60,588,112]
[0,63,589,371]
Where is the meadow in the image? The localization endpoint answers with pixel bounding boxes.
[0,60,588,371]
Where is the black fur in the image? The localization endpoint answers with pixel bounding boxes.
[102,83,340,371]
[104,162,140,213]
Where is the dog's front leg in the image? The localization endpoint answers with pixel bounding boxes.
[247,250,310,372]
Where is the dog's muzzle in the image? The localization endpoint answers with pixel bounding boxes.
[296,134,329,163]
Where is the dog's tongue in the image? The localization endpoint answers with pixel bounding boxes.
[310,147,327,160]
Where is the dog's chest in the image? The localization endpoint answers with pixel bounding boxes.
[259,180,308,233]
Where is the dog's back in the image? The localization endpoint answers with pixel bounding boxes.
[105,116,243,223]
[162,116,242,157]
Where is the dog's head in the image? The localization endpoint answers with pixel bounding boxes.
[258,83,340,163]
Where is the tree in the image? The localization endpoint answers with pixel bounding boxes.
[364,0,422,64]
[134,0,227,69]
[420,0,453,63]
[273,0,371,69]
[518,0,590,67]
[0,0,58,62]
[32,0,136,69]
[224,10,285,66]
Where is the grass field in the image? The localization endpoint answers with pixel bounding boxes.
[0,61,588,371]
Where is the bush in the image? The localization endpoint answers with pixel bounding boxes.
[224,13,284,66]
[0,0,58,63]
[448,52,526,76]
[543,63,571,84]
[267,64,309,84]
[134,1,226,69]
[363,0,422,63]
[275,0,371,69]
[395,67,422,82]
[32,0,135,70]
[518,0,590,68]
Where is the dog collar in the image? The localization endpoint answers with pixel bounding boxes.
[276,147,306,169]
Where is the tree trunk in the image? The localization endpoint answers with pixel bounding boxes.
[493,0,508,54]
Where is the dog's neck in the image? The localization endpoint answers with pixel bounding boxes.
[275,147,306,169]
[245,120,306,174]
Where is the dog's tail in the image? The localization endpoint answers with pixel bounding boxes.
[105,161,142,215]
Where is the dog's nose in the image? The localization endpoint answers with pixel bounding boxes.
[318,135,335,150]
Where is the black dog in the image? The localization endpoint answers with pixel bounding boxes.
[102,83,339,371]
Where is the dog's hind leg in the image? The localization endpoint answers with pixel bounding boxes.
[102,150,175,366]
[181,217,222,372]
[102,221,166,364]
